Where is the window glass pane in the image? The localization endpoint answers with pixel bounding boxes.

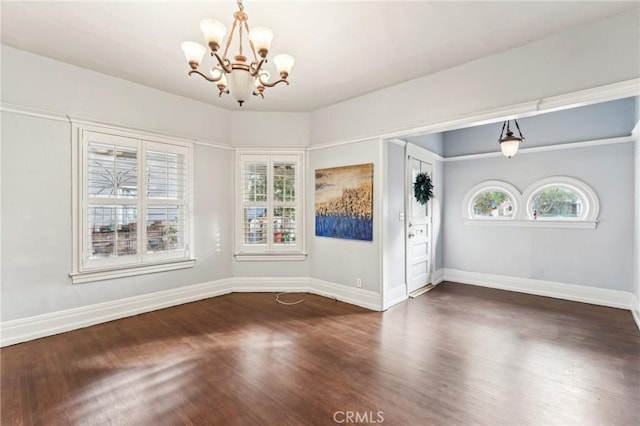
[88,206,137,258]
[146,206,185,253]
[530,186,582,218]
[273,162,296,202]
[88,143,137,198]
[146,150,186,199]
[243,207,268,245]
[273,207,296,245]
[472,191,514,218]
[243,161,267,202]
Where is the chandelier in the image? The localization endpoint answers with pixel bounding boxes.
[498,119,525,158]
[180,0,294,106]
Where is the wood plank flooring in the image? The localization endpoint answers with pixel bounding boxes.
[2,282,639,425]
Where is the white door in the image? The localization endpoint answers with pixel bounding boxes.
[405,145,434,294]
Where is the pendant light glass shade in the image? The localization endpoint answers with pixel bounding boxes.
[200,19,227,48]
[181,42,206,67]
[500,137,521,158]
[248,27,274,57]
[272,54,295,77]
[498,119,525,159]
[228,68,254,106]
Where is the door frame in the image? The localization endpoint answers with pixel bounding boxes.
[404,143,439,295]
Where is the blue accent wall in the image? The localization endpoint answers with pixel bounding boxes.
[442,97,636,157]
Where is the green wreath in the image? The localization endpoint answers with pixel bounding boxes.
[413,172,434,205]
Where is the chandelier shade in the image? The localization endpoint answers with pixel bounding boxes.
[498,119,525,159]
[181,0,294,106]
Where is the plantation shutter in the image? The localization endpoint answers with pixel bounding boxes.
[238,154,301,253]
[272,159,298,246]
[241,156,269,247]
[84,132,140,268]
[144,142,189,260]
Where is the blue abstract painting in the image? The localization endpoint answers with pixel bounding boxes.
[315,163,373,241]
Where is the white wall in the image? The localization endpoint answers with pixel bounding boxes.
[443,143,634,292]
[1,46,231,144]
[1,112,234,321]
[384,142,405,294]
[634,102,640,318]
[1,45,235,322]
[308,139,382,293]
[230,112,310,147]
[310,10,639,145]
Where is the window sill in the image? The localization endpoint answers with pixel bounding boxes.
[70,259,196,284]
[464,219,597,229]
[234,253,308,262]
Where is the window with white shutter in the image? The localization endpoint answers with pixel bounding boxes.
[71,124,194,283]
[237,152,305,259]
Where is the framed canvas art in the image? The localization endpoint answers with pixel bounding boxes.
[315,163,373,241]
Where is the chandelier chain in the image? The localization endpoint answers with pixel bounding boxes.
[238,17,244,56]
[513,119,524,138]
[223,18,238,60]
[245,21,258,64]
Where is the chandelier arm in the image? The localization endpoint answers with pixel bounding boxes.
[259,78,290,88]
[211,52,233,73]
[188,69,222,83]
[250,58,267,76]
[498,121,506,141]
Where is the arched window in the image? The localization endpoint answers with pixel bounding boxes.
[462,181,520,221]
[463,177,599,228]
[523,177,599,222]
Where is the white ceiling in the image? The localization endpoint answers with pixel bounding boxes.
[1,1,637,112]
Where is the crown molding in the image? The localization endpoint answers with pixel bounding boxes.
[444,135,634,162]
[0,102,233,150]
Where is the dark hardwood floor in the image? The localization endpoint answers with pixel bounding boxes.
[2,282,639,425]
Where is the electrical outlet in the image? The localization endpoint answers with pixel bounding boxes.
[356,278,362,288]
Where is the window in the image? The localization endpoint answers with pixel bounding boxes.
[463,177,599,228]
[236,152,305,259]
[472,191,514,218]
[462,181,520,221]
[523,176,599,223]
[71,124,194,283]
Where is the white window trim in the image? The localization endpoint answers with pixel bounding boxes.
[461,180,520,221]
[234,149,307,261]
[71,121,196,283]
[522,176,600,222]
[463,177,599,229]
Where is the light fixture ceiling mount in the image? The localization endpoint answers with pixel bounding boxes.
[498,119,525,159]
[181,0,294,106]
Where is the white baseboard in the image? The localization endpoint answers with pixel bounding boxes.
[383,284,408,310]
[11,269,629,347]
[0,276,384,347]
[232,276,310,293]
[0,278,233,347]
[309,278,383,311]
[443,268,635,310]
[632,296,640,332]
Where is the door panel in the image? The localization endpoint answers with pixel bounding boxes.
[406,147,434,294]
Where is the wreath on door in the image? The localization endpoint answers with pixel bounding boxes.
[413,172,434,205]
